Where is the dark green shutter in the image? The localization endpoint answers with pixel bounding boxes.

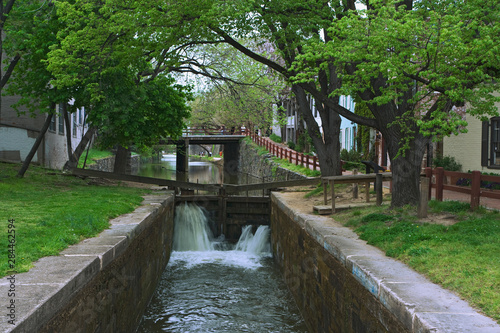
[481,120,489,166]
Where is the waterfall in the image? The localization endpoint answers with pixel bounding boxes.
[173,203,214,251]
[173,202,270,255]
[235,225,271,254]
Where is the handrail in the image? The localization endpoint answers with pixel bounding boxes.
[247,133,320,171]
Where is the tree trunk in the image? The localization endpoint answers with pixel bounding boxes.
[113,145,131,174]
[382,125,430,207]
[63,126,97,170]
[293,85,342,176]
[17,112,53,178]
[62,103,77,167]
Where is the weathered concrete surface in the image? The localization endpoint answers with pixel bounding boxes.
[271,192,500,333]
[0,192,175,333]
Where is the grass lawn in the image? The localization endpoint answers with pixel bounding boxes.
[0,162,150,277]
[332,200,500,324]
[77,148,113,167]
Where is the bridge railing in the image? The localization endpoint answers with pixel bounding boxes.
[182,127,248,136]
[247,133,320,171]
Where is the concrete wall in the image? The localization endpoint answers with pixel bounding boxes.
[271,192,500,332]
[0,194,175,333]
[239,138,306,181]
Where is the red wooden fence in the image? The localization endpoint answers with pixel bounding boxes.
[425,167,500,210]
[247,133,320,171]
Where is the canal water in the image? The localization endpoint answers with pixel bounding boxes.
[136,192,309,332]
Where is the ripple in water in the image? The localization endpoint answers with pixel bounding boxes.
[137,203,309,333]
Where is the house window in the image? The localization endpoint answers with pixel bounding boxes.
[72,113,77,137]
[48,113,56,132]
[58,104,64,134]
[481,118,500,167]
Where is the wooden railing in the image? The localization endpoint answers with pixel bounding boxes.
[424,167,500,210]
[183,127,248,136]
[323,173,393,213]
[247,133,320,171]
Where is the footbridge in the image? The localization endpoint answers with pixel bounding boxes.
[160,134,246,177]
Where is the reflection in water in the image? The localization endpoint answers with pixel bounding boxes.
[136,154,261,187]
[136,154,223,184]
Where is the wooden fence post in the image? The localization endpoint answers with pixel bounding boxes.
[330,179,336,214]
[376,173,383,206]
[323,180,328,205]
[418,177,429,218]
[352,169,358,199]
[435,167,444,201]
[313,156,317,171]
[471,170,481,210]
[425,167,433,200]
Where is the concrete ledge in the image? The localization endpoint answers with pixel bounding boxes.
[0,193,174,333]
[271,192,500,332]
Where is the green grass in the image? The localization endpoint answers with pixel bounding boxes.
[334,201,500,323]
[78,148,113,167]
[0,162,150,277]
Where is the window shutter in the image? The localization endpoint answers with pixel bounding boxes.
[481,121,489,166]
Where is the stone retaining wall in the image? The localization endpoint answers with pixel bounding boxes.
[239,139,306,181]
[88,155,140,174]
[0,193,175,333]
[271,192,500,332]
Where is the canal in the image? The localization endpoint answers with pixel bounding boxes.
[135,154,309,332]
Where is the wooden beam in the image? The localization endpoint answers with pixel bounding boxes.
[225,177,321,193]
[71,168,221,192]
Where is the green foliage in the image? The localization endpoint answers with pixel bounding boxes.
[0,162,148,276]
[287,141,296,150]
[89,73,192,150]
[433,155,462,172]
[269,133,282,143]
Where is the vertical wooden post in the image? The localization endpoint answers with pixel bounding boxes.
[435,167,444,201]
[289,150,292,163]
[330,180,336,214]
[471,170,481,210]
[376,173,383,206]
[425,167,433,200]
[418,177,429,218]
[313,156,317,171]
[323,180,328,205]
[352,169,358,199]
[295,152,299,165]
[365,181,370,202]
[306,155,310,169]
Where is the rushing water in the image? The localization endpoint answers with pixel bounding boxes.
[136,203,309,333]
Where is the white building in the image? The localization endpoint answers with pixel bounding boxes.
[0,96,88,170]
[273,94,357,152]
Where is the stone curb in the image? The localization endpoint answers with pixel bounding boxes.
[0,193,173,333]
[272,193,500,333]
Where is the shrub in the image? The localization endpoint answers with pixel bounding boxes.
[269,133,282,143]
[287,141,296,150]
[433,155,462,172]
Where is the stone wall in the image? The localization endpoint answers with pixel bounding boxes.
[270,192,500,333]
[239,139,306,181]
[0,194,175,333]
[88,154,140,174]
[271,194,408,333]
